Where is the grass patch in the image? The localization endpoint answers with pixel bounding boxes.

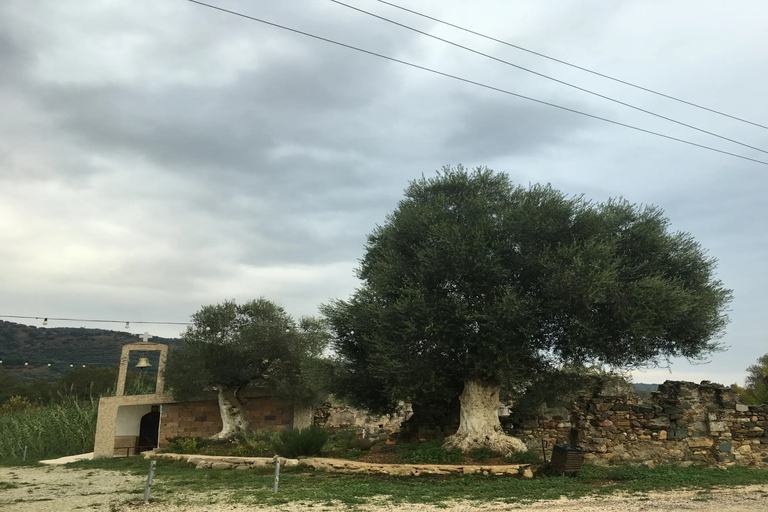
[63,458,768,507]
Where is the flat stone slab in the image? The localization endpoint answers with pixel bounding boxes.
[144,452,532,477]
[40,452,94,465]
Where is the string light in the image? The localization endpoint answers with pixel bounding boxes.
[0,315,191,327]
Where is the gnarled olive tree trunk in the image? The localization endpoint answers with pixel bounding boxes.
[443,380,526,455]
[211,386,249,439]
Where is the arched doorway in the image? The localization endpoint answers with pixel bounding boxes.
[137,406,160,453]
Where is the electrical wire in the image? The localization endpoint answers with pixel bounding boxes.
[373,0,768,131]
[0,315,191,326]
[330,0,768,155]
[186,0,768,166]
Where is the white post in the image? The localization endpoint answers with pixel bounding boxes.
[144,460,157,504]
[273,456,280,494]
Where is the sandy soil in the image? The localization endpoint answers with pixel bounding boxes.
[2,464,768,512]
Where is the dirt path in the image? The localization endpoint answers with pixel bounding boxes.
[2,465,768,511]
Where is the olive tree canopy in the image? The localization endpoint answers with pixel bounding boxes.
[165,299,331,439]
[323,166,731,454]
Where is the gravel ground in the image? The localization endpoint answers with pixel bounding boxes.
[2,464,768,511]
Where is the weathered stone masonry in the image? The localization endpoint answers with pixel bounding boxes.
[509,380,768,467]
[157,394,295,448]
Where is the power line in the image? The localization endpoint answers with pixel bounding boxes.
[373,0,768,131]
[0,315,191,326]
[330,0,768,156]
[186,0,768,166]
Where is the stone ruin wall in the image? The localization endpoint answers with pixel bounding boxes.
[314,380,768,468]
[508,380,768,468]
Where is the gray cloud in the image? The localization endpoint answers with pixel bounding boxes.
[0,0,766,384]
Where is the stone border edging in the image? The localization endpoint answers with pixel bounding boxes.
[143,452,533,477]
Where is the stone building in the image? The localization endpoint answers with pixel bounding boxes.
[93,336,310,459]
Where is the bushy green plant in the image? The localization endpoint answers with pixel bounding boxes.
[322,428,375,458]
[166,437,213,454]
[230,429,276,457]
[469,447,500,461]
[396,440,463,464]
[271,425,329,458]
[506,450,544,465]
[0,396,34,414]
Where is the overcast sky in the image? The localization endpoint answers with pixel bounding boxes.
[1,0,766,386]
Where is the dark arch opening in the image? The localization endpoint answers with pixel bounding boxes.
[137,408,160,453]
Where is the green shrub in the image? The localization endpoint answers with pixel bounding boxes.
[322,428,375,458]
[271,425,329,458]
[0,396,34,414]
[469,447,500,461]
[506,450,544,465]
[166,437,213,454]
[396,440,463,464]
[230,429,276,457]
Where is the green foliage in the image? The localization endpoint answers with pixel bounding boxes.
[271,425,329,458]
[323,165,732,413]
[164,430,278,457]
[164,299,332,408]
[166,436,214,454]
[0,395,34,414]
[230,429,277,457]
[322,428,375,458]
[468,447,500,461]
[0,396,98,461]
[396,440,464,464]
[734,354,768,405]
[506,450,544,465]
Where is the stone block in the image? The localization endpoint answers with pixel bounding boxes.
[668,427,689,440]
[709,421,727,432]
[738,445,752,454]
[736,404,749,412]
[686,437,713,448]
[719,442,732,453]
[658,430,668,440]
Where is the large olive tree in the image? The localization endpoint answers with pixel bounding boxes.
[165,299,331,439]
[322,166,731,455]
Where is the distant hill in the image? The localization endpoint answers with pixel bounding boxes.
[633,383,659,392]
[0,321,181,382]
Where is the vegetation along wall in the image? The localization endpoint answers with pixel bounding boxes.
[509,380,768,467]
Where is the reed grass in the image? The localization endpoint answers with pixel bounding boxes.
[0,396,98,461]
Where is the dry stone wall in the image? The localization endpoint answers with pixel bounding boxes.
[509,380,768,468]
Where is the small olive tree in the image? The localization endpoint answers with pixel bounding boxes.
[165,299,330,439]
